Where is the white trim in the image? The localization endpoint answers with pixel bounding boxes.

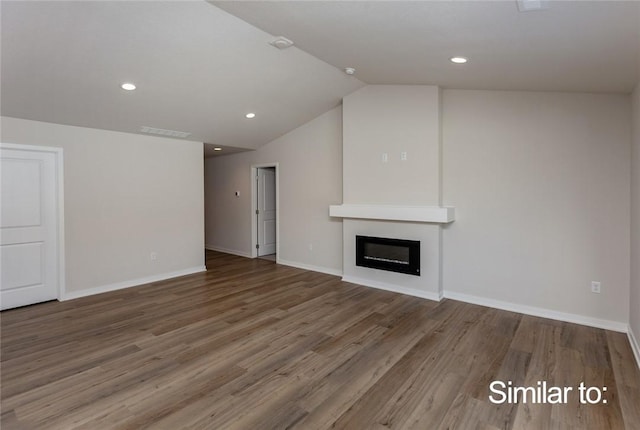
[329,204,455,223]
[60,266,206,301]
[443,290,628,333]
[205,244,252,259]
[0,142,62,153]
[0,143,66,302]
[277,258,343,277]
[250,163,280,259]
[56,149,66,303]
[342,275,442,302]
[628,326,640,371]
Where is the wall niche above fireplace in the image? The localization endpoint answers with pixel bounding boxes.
[356,235,420,276]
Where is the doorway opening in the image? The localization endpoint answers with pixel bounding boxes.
[251,164,278,261]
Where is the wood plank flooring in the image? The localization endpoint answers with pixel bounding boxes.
[1,250,639,429]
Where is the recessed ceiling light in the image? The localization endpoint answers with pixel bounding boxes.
[450,57,468,64]
[245,113,256,119]
[213,147,222,151]
[344,67,356,75]
[121,83,136,91]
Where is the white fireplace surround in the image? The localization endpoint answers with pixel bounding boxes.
[335,86,452,308]
[329,204,455,223]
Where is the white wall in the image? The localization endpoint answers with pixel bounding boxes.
[1,117,205,296]
[205,88,633,331]
[204,107,343,275]
[342,85,441,205]
[442,90,631,328]
[631,84,640,351]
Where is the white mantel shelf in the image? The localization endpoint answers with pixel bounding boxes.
[329,204,455,224]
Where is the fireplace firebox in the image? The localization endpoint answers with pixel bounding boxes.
[356,235,420,276]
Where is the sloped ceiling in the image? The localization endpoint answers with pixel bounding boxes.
[214,0,640,93]
[1,1,364,150]
[2,1,639,151]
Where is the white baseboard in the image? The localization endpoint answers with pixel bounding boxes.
[277,258,343,277]
[342,275,442,302]
[628,326,640,371]
[205,245,252,259]
[443,291,628,333]
[61,266,207,301]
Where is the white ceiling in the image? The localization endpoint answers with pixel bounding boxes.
[0,1,364,150]
[215,0,640,93]
[2,1,639,152]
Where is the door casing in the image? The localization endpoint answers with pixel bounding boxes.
[250,163,279,260]
[0,143,65,307]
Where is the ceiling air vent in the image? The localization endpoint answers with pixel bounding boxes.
[517,0,547,12]
[140,126,191,139]
[269,36,294,50]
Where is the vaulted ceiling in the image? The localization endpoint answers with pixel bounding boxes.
[2,1,639,151]
[1,1,364,150]
[215,1,639,93]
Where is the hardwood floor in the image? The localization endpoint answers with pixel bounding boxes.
[1,250,639,429]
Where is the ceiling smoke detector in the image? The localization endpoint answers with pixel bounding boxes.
[269,36,294,50]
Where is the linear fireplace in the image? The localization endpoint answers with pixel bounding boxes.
[356,235,420,276]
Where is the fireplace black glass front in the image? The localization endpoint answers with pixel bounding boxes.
[355,235,420,276]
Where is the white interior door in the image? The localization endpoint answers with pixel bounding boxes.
[1,145,61,310]
[257,167,276,256]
